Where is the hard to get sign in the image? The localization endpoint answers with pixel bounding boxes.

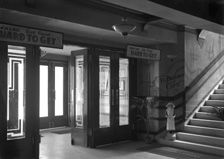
[0,23,63,49]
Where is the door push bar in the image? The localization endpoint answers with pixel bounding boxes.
[111,89,119,106]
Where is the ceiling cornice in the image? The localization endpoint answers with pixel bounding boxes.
[62,0,158,23]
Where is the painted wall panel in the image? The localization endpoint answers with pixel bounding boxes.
[185,31,224,87]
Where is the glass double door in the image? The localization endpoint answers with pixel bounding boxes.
[39,61,68,129]
[90,50,133,147]
[72,49,134,148]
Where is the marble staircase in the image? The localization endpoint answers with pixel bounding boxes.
[158,81,224,157]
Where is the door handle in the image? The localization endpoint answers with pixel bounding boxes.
[52,89,56,101]
[49,91,51,102]
[116,89,119,105]
[112,89,114,105]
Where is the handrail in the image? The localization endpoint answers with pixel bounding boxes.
[186,50,224,95]
[159,91,185,101]
[137,50,224,136]
[185,50,224,118]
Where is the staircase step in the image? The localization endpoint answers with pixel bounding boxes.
[194,112,222,121]
[214,89,224,94]
[159,139,224,157]
[168,80,224,156]
[210,94,224,100]
[185,125,224,138]
[219,84,224,89]
[199,106,215,113]
[176,132,224,147]
[189,118,224,129]
[204,100,224,106]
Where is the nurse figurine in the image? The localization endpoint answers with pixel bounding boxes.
[165,102,176,134]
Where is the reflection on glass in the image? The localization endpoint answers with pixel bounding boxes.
[39,65,48,117]
[119,58,129,126]
[55,66,64,116]
[99,56,110,128]
[7,45,26,140]
[75,56,84,127]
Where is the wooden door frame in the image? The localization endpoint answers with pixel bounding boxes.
[0,43,40,158]
[39,60,68,129]
[89,49,135,147]
[39,61,50,129]
[52,61,69,127]
[90,49,115,147]
[71,50,89,147]
[70,48,137,148]
[0,42,8,159]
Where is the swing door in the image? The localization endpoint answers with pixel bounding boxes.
[90,49,133,147]
[0,44,39,159]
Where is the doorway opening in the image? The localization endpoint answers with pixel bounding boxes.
[39,44,87,156]
[39,45,134,157]
[39,44,86,130]
[39,61,68,129]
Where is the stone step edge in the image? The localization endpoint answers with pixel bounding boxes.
[188,118,224,125]
[189,118,224,123]
[158,138,224,157]
[159,138,224,150]
[185,124,224,131]
[177,132,224,141]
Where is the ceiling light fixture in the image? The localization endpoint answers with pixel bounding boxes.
[112,8,136,38]
[166,54,177,61]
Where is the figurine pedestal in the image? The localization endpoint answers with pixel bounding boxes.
[165,132,176,140]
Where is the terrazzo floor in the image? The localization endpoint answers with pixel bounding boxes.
[39,128,224,159]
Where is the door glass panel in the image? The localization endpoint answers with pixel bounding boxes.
[39,65,48,117]
[7,45,26,140]
[55,66,64,116]
[75,56,84,127]
[99,56,110,128]
[119,58,129,126]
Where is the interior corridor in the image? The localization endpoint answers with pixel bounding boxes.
[39,128,223,159]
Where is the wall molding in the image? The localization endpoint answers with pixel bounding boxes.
[159,90,185,101]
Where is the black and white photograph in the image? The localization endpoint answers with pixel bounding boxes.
[0,0,224,158]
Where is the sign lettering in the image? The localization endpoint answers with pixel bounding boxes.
[126,45,160,60]
[0,23,63,48]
